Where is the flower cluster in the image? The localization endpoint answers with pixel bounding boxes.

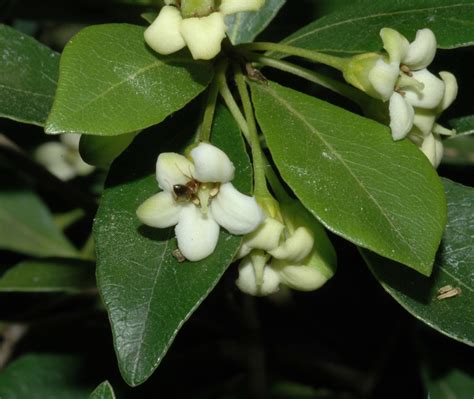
[34,134,94,181]
[137,143,264,261]
[344,28,458,167]
[144,0,265,60]
[235,201,336,296]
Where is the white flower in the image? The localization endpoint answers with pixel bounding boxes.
[34,134,94,181]
[235,202,336,296]
[345,28,453,141]
[137,142,264,261]
[406,71,458,168]
[144,0,265,60]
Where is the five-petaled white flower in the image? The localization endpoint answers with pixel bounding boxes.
[345,28,457,141]
[235,202,336,296]
[144,0,265,60]
[34,133,94,181]
[137,142,264,261]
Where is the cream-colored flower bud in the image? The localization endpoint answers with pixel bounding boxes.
[220,0,265,15]
[144,6,186,55]
[180,12,226,60]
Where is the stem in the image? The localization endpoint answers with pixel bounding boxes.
[233,66,270,199]
[247,53,367,106]
[197,64,221,143]
[217,73,250,141]
[237,42,349,72]
[218,72,291,203]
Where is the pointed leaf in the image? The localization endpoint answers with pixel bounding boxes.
[362,179,474,346]
[226,0,286,44]
[0,189,78,258]
[0,354,93,399]
[79,132,138,166]
[45,24,213,136]
[95,105,251,386]
[90,381,116,399]
[251,80,446,275]
[0,24,59,126]
[0,258,95,293]
[280,0,474,55]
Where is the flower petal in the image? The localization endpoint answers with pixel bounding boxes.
[180,12,226,60]
[144,6,186,55]
[413,108,436,136]
[190,142,235,183]
[368,59,399,101]
[210,183,264,235]
[380,28,409,64]
[273,260,328,292]
[437,71,458,112]
[60,133,81,149]
[403,28,437,70]
[404,69,445,109]
[175,205,220,261]
[243,217,285,252]
[34,142,76,181]
[236,255,280,297]
[389,92,415,140]
[156,152,195,192]
[219,0,265,15]
[71,155,95,176]
[136,191,182,228]
[269,227,314,263]
[420,133,443,168]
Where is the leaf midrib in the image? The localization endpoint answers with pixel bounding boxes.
[53,56,192,120]
[283,3,473,48]
[128,233,171,382]
[260,84,425,265]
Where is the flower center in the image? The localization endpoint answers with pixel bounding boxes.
[180,0,216,18]
[173,179,220,214]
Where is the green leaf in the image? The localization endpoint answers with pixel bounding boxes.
[442,135,474,166]
[0,24,59,126]
[141,11,157,24]
[422,367,474,398]
[0,258,95,292]
[251,80,446,275]
[0,189,78,258]
[280,0,474,55]
[450,115,474,136]
[226,0,286,44]
[362,179,474,346]
[0,354,92,399]
[90,381,116,399]
[95,105,251,386]
[79,132,138,166]
[45,24,213,136]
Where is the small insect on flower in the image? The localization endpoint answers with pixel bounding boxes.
[173,179,199,202]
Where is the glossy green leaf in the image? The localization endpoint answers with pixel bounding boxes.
[0,24,59,126]
[95,105,251,386]
[45,24,213,136]
[443,135,474,166]
[362,179,474,346]
[79,132,138,166]
[90,381,116,399]
[0,189,78,258]
[0,258,95,292]
[450,115,474,136]
[0,354,92,399]
[422,367,474,398]
[281,0,474,55]
[251,80,445,275]
[226,0,286,44]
